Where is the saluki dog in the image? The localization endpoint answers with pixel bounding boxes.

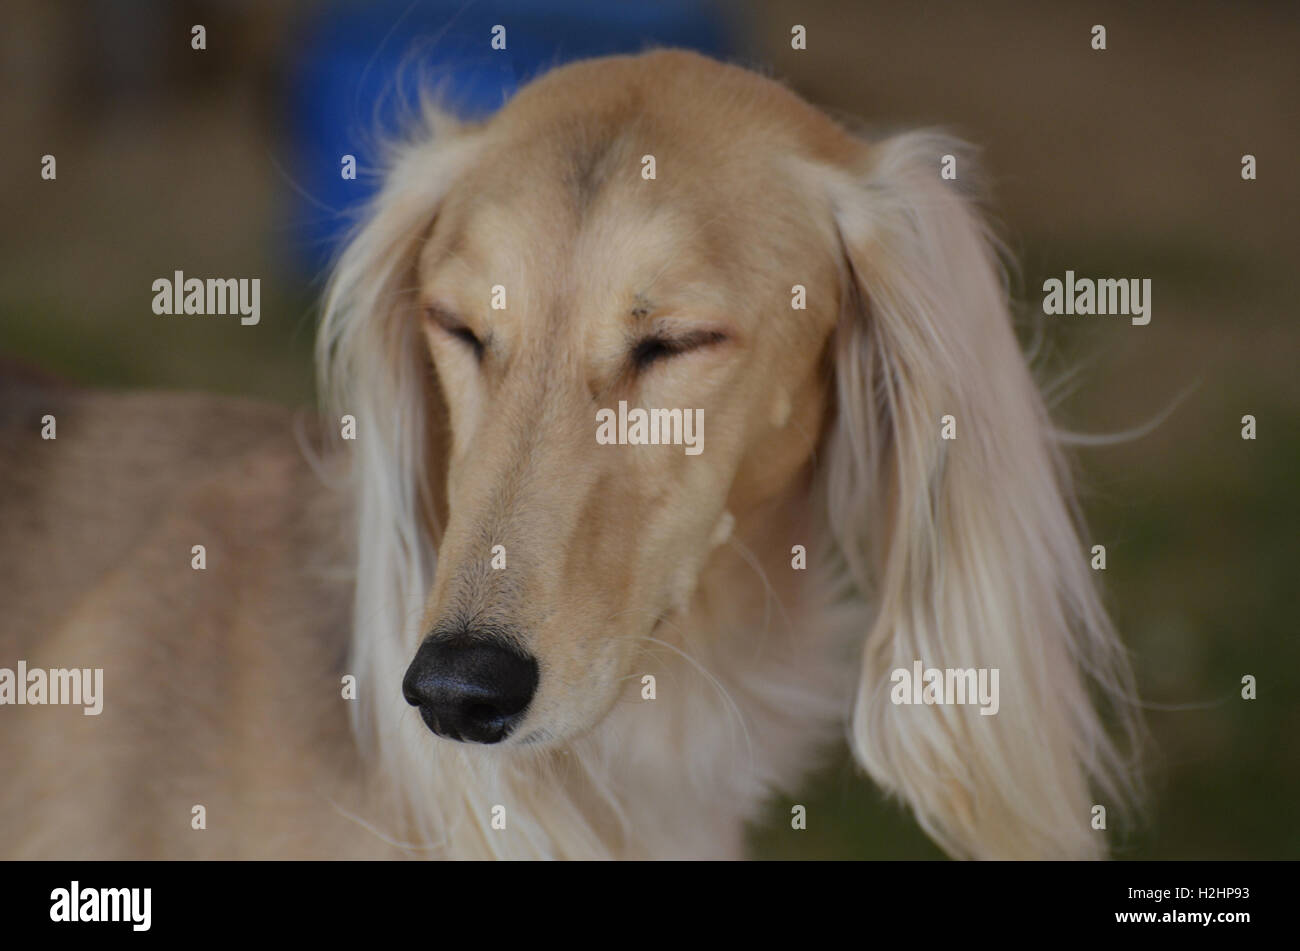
[0,50,1139,859]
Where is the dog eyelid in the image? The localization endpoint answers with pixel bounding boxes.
[424,304,485,360]
[630,329,728,371]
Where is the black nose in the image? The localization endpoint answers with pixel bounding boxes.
[401,637,538,744]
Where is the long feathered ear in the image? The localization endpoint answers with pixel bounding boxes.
[316,108,481,764]
[821,132,1141,858]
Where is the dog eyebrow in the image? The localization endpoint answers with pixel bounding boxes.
[629,294,654,321]
[422,302,463,331]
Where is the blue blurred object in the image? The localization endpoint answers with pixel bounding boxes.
[282,0,733,276]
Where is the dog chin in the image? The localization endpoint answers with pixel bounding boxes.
[511,727,555,747]
[505,682,630,751]
[495,720,592,752]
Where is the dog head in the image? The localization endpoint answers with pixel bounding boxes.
[320,50,1138,857]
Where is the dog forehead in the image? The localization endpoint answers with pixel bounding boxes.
[495,49,850,156]
[418,54,850,330]
[425,159,730,297]
[472,62,820,210]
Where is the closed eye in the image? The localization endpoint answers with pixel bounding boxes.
[630,330,727,372]
[447,324,485,359]
[424,305,485,360]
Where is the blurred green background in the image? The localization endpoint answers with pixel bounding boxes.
[2,0,1296,858]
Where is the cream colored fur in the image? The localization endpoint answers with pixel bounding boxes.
[1,50,1139,859]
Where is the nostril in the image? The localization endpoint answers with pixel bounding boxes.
[466,701,502,723]
[402,636,539,744]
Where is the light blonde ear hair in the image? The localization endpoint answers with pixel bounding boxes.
[316,107,481,842]
[822,131,1141,858]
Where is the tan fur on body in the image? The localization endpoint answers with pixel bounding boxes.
[0,51,1138,859]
